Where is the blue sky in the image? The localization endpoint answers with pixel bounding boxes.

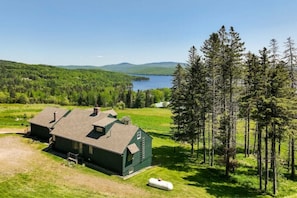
[1,0,297,66]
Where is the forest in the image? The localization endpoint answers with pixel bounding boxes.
[170,25,297,196]
[0,60,170,108]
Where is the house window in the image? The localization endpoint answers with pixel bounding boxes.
[95,126,103,133]
[72,141,78,150]
[89,146,93,155]
[137,131,141,140]
[127,152,133,162]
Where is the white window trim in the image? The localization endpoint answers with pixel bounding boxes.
[137,131,141,140]
[89,145,93,155]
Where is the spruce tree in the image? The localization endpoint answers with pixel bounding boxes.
[184,46,207,155]
[239,52,259,157]
[170,64,187,142]
[201,32,221,166]
[216,26,245,177]
[267,61,291,195]
[283,37,297,178]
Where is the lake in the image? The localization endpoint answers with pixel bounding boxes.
[132,75,173,91]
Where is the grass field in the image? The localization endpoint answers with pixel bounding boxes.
[0,104,297,197]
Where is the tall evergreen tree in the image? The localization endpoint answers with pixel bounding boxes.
[216,26,245,177]
[201,32,221,166]
[269,38,280,68]
[267,61,291,195]
[283,37,297,178]
[170,64,187,142]
[254,47,270,191]
[183,46,207,155]
[239,52,259,157]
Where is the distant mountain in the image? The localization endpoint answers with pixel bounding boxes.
[59,62,186,75]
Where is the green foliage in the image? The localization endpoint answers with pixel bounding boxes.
[0,60,134,106]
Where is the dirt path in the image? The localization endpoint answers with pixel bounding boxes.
[0,128,27,134]
[0,136,35,177]
[0,135,152,197]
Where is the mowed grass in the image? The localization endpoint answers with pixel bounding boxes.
[0,104,297,197]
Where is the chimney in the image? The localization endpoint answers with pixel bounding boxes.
[93,107,100,115]
[54,111,57,122]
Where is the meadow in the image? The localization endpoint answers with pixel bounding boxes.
[0,104,297,197]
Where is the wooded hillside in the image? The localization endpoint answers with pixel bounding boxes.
[60,62,185,75]
[0,60,134,106]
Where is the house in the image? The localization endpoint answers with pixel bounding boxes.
[29,107,69,140]
[30,107,152,176]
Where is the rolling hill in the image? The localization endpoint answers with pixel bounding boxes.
[59,62,186,75]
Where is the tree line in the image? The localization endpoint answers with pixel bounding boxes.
[170,25,297,195]
[0,60,170,108]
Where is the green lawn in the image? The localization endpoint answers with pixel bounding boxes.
[1,104,297,197]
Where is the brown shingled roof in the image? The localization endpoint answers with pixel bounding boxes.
[50,108,139,154]
[29,107,69,128]
[104,109,118,117]
[93,117,117,127]
[127,143,139,154]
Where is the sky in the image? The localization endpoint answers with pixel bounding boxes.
[0,0,297,66]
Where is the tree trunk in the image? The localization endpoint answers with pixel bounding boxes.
[203,112,206,163]
[244,118,247,157]
[247,111,250,157]
[253,122,258,155]
[191,139,194,156]
[225,119,231,177]
[258,124,262,191]
[272,124,277,195]
[288,135,291,171]
[291,136,295,179]
[208,114,211,165]
[265,125,269,192]
[196,132,199,159]
[278,136,281,156]
[211,112,216,166]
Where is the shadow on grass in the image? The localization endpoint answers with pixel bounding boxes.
[149,131,262,197]
[148,131,172,139]
[184,167,261,197]
[284,172,297,182]
[149,131,196,171]
[152,145,194,172]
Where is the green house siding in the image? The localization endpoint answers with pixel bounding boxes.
[122,129,152,176]
[54,136,78,154]
[53,130,151,176]
[54,136,123,175]
[92,148,122,174]
[30,123,51,140]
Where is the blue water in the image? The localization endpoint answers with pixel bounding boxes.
[132,75,173,91]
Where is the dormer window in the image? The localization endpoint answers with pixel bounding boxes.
[95,126,104,133]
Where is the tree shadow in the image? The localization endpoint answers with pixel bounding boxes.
[148,131,264,197]
[148,131,194,171]
[184,167,261,197]
[283,172,297,182]
[152,145,194,172]
[148,131,172,139]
